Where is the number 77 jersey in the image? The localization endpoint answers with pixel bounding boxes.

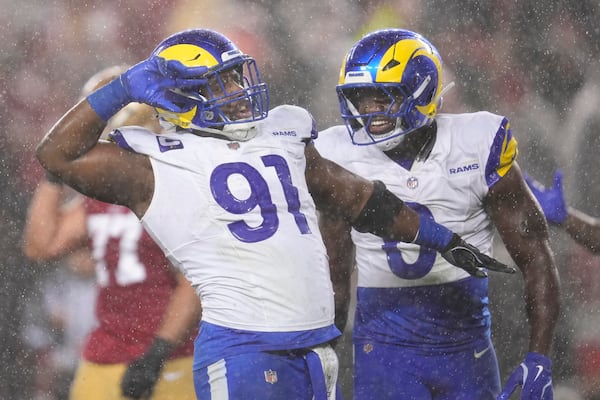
[82,198,195,363]
[110,105,336,336]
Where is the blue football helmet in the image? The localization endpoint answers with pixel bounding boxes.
[152,29,268,141]
[337,29,444,150]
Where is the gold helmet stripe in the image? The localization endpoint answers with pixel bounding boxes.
[157,43,219,67]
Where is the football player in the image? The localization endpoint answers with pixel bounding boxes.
[316,29,559,400]
[35,28,513,400]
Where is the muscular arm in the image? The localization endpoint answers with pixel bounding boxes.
[561,208,600,253]
[22,180,88,261]
[485,162,560,354]
[525,170,600,252]
[154,271,202,344]
[36,98,154,218]
[305,142,421,242]
[318,210,355,333]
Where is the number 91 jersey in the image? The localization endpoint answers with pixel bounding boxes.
[110,105,335,334]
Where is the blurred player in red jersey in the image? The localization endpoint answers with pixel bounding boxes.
[22,66,201,400]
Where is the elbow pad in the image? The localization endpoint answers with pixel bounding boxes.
[352,180,404,236]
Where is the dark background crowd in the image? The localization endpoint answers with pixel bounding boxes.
[1,0,599,399]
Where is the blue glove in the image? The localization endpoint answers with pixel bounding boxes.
[524,170,567,225]
[87,57,208,121]
[497,352,553,400]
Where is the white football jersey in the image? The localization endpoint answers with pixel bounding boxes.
[316,112,517,288]
[111,105,334,332]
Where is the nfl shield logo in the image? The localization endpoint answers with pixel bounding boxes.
[264,369,278,384]
[407,177,419,189]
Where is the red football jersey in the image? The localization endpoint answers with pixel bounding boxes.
[81,198,195,363]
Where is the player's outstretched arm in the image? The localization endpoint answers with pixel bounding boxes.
[526,170,600,253]
[306,142,515,277]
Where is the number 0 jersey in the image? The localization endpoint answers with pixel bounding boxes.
[82,198,195,363]
[315,111,517,348]
[110,105,339,367]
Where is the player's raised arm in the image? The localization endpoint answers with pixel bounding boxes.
[36,57,207,216]
[22,176,87,261]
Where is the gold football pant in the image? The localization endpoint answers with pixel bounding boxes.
[69,356,195,400]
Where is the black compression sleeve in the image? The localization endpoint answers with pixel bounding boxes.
[352,180,404,236]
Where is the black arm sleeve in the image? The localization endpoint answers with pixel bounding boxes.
[352,180,404,236]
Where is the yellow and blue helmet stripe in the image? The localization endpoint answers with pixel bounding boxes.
[337,29,444,149]
[151,29,268,131]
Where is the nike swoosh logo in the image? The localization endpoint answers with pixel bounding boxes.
[474,346,490,359]
[534,365,544,380]
[162,371,185,381]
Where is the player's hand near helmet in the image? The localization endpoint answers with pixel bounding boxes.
[497,352,553,400]
[441,234,516,278]
[87,56,208,121]
[524,170,568,225]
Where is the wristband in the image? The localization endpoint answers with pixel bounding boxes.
[147,336,175,361]
[86,77,130,121]
[413,215,455,251]
[44,171,63,186]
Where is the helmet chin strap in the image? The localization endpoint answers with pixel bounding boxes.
[435,81,455,112]
[189,121,258,141]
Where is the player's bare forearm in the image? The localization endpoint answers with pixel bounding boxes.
[564,208,600,253]
[22,181,87,260]
[319,210,355,333]
[520,243,560,353]
[487,164,560,355]
[155,272,202,345]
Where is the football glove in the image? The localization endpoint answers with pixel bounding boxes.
[441,234,516,278]
[44,171,63,185]
[120,337,175,399]
[497,352,553,400]
[524,170,567,225]
[87,57,208,121]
